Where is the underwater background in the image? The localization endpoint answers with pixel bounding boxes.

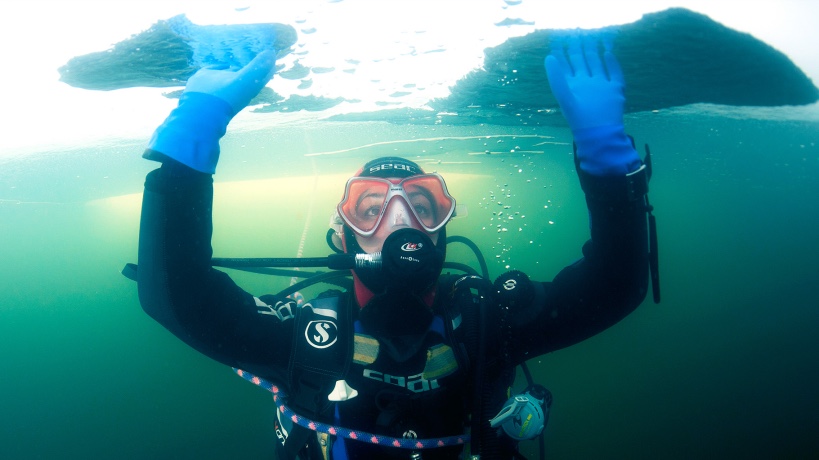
[1,1,818,459]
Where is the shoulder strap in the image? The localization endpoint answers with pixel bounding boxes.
[279,293,354,459]
[443,274,520,457]
[288,293,354,416]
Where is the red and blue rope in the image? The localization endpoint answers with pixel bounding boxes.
[234,368,469,450]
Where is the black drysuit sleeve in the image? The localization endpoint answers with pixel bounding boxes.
[507,180,651,364]
[137,158,292,383]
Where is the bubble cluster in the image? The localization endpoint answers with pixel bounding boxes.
[475,153,556,271]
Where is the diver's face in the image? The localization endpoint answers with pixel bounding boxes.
[353,189,440,253]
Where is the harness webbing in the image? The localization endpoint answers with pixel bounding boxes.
[234,368,470,450]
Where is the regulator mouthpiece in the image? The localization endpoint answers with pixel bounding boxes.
[379,228,442,292]
[343,227,444,296]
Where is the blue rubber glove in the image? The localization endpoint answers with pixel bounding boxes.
[545,35,640,176]
[145,49,277,174]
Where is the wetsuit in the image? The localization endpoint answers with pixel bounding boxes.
[137,157,649,459]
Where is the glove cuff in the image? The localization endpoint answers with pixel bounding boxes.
[577,163,650,203]
[572,124,641,176]
[144,92,235,174]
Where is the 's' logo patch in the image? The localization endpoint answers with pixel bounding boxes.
[305,320,338,349]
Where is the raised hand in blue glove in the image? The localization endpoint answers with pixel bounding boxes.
[545,35,640,176]
[145,49,277,174]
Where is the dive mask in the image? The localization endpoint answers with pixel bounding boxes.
[337,174,456,237]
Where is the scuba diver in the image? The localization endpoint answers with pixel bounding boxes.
[133,35,658,459]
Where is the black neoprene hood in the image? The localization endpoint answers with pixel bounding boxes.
[357,156,424,178]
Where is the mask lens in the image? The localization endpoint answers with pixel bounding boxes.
[401,175,455,231]
[339,179,391,234]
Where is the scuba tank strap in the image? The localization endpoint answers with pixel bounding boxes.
[444,275,515,457]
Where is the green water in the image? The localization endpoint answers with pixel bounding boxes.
[1,112,818,459]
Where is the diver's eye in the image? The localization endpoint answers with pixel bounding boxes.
[361,204,381,218]
[409,195,435,225]
[356,195,384,220]
[413,202,431,217]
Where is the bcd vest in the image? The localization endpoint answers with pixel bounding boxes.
[276,274,518,459]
